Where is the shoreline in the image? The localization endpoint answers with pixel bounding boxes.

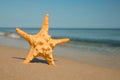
[0,36,120,69]
[0,45,120,80]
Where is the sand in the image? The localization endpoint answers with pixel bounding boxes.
[0,45,120,80]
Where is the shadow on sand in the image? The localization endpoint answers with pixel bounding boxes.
[12,57,48,64]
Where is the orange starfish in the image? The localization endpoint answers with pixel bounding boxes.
[16,14,70,66]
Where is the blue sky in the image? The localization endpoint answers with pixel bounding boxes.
[0,0,120,28]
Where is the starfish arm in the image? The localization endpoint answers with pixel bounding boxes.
[37,14,49,35]
[52,38,70,45]
[16,28,31,43]
[45,53,55,66]
[23,48,35,63]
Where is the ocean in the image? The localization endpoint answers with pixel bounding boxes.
[0,27,120,69]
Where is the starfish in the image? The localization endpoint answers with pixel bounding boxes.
[16,14,70,66]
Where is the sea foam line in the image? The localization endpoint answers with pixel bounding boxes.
[0,32,21,39]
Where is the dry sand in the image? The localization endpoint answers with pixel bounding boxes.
[0,45,120,80]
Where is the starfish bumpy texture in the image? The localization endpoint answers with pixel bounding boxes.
[16,14,70,66]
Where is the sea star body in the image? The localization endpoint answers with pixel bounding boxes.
[16,14,70,66]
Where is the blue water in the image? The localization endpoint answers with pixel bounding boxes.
[0,27,120,50]
[1,27,120,43]
[0,27,120,69]
[1,28,120,46]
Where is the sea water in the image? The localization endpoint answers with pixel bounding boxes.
[0,27,120,69]
[1,28,120,49]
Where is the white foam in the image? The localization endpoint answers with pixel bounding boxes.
[0,32,5,36]
[0,32,21,39]
[7,33,20,39]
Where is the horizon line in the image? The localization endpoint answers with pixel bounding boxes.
[0,27,120,29]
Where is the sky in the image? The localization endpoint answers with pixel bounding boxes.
[0,0,120,28]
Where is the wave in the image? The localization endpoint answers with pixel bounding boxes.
[1,31,120,46]
[52,35,120,46]
[0,32,21,39]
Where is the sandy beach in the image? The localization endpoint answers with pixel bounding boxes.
[0,45,120,80]
[0,0,120,79]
